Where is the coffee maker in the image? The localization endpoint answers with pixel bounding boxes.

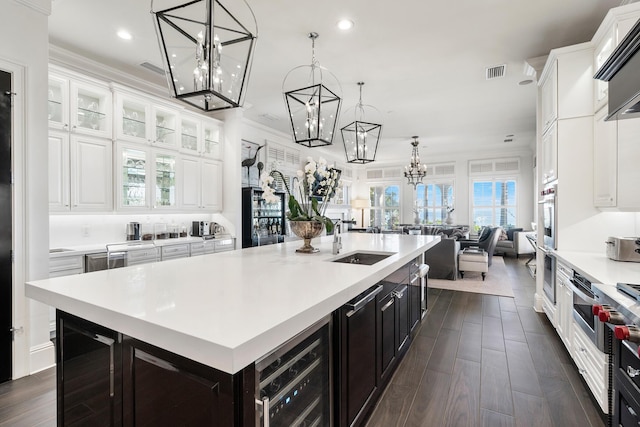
[126,222,141,241]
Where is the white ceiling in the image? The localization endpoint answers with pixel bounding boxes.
[48,0,624,163]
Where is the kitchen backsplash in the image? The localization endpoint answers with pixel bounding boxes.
[50,213,234,248]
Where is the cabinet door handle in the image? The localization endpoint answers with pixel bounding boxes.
[256,396,270,427]
[381,298,394,311]
[627,366,640,378]
[345,285,383,317]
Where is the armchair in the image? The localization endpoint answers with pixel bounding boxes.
[459,226,503,267]
[495,230,536,258]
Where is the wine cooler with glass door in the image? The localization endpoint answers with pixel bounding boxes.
[254,316,332,427]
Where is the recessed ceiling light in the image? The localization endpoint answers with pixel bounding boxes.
[518,79,533,86]
[337,19,354,30]
[117,30,132,40]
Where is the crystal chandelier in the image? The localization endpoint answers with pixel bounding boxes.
[283,32,342,147]
[151,0,257,112]
[340,82,382,164]
[404,136,427,188]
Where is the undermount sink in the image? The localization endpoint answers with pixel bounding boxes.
[49,248,74,253]
[331,251,395,266]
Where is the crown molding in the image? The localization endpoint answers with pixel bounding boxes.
[14,0,51,15]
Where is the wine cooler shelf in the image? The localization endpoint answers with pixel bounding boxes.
[256,319,330,427]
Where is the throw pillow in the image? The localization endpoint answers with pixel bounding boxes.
[499,229,508,241]
[506,227,523,241]
[450,229,465,240]
[479,227,491,241]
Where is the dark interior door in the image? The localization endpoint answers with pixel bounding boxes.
[0,69,12,383]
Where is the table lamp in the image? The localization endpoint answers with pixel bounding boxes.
[351,199,371,227]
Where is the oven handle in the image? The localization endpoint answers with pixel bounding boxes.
[565,279,597,305]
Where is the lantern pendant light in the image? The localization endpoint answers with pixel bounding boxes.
[283,32,342,147]
[152,0,258,112]
[341,82,382,164]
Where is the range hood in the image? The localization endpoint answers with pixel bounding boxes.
[594,18,640,121]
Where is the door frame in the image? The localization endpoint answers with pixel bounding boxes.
[0,58,27,380]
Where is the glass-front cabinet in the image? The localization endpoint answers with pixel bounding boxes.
[48,75,68,130]
[117,143,179,210]
[152,106,179,148]
[179,114,201,156]
[153,152,177,209]
[48,71,112,139]
[116,93,150,144]
[118,144,149,209]
[202,119,223,159]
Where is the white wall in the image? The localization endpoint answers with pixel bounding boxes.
[1,0,52,377]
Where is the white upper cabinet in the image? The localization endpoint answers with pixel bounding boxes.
[592,5,640,112]
[617,119,640,210]
[115,92,152,144]
[593,107,617,207]
[202,118,223,159]
[179,113,202,156]
[48,70,112,139]
[593,29,615,113]
[180,156,222,212]
[151,105,180,149]
[540,60,558,133]
[116,143,179,211]
[49,131,113,212]
[541,122,557,184]
[116,142,152,210]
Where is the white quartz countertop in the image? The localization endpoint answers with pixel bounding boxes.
[29,233,439,374]
[553,250,640,285]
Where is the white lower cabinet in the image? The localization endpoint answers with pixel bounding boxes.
[180,156,222,211]
[214,238,234,252]
[556,262,573,355]
[161,244,190,261]
[572,322,609,413]
[49,132,112,212]
[126,247,159,266]
[48,253,85,331]
[541,292,557,328]
[190,241,215,256]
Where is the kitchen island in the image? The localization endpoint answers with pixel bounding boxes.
[26,233,439,426]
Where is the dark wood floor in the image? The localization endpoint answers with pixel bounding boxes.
[366,256,606,427]
[0,257,605,427]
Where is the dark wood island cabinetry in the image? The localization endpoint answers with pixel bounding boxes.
[28,234,438,426]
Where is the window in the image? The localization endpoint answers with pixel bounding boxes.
[369,185,400,229]
[472,178,516,231]
[415,181,454,224]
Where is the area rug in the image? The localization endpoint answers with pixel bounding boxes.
[428,256,515,298]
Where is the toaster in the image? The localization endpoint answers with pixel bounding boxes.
[605,237,640,262]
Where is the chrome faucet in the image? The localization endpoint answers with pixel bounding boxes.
[333,220,342,255]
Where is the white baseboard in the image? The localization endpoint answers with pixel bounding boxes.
[29,341,55,374]
[533,292,544,312]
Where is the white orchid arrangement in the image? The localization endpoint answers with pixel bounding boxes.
[260,157,342,233]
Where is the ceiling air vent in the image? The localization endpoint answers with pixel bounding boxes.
[486,64,506,80]
[140,61,166,76]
